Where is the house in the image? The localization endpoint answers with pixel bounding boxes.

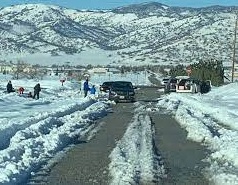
[108,68,120,74]
[88,68,108,74]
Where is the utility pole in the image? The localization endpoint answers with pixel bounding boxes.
[232,14,238,82]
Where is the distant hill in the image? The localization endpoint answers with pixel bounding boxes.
[0,2,237,66]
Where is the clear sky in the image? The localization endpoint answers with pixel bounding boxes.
[0,0,238,10]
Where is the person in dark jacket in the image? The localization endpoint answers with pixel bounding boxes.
[33,83,41,99]
[6,81,15,93]
[83,78,90,97]
[27,92,33,98]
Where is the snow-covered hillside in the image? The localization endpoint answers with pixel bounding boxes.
[0,2,238,66]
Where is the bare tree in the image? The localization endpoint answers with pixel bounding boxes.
[13,60,27,79]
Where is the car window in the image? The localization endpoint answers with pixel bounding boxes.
[170,79,177,83]
[102,82,113,86]
[162,78,169,84]
[162,78,169,82]
[112,82,133,89]
[178,79,187,85]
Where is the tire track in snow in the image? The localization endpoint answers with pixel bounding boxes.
[109,105,165,185]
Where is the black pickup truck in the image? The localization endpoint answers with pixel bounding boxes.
[108,81,136,103]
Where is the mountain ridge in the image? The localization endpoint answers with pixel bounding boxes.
[0,2,238,66]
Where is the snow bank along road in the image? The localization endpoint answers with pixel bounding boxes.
[27,86,209,185]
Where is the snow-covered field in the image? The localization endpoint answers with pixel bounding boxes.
[0,71,238,185]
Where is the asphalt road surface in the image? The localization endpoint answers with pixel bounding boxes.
[27,84,209,185]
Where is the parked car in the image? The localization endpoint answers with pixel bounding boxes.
[161,77,170,88]
[164,77,178,93]
[109,81,136,103]
[200,80,212,94]
[100,81,114,92]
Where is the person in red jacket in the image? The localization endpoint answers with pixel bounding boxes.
[18,87,24,94]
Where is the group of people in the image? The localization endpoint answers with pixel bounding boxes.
[6,78,96,99]
[6,81,41,99]
[83,78,96,97]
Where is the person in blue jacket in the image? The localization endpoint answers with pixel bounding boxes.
[90,85,96,95]
[83,78,90,97]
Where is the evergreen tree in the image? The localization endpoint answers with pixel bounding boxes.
[168,59,224,86]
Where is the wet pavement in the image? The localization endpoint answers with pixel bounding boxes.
[27,84,210,185]
[138,86,210,185]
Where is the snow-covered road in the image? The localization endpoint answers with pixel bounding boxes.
[0,73,238,185]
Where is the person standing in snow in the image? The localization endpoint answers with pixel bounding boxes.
[33,83,41,99]
[90,85,96,95]
[6,80,15,93]
[83,78,90,97]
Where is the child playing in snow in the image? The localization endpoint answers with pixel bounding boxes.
[18,87,24,94]
[90,85,96,94]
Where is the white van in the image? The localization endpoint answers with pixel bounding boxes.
[176,76,211,94]
[176,76,198,93]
